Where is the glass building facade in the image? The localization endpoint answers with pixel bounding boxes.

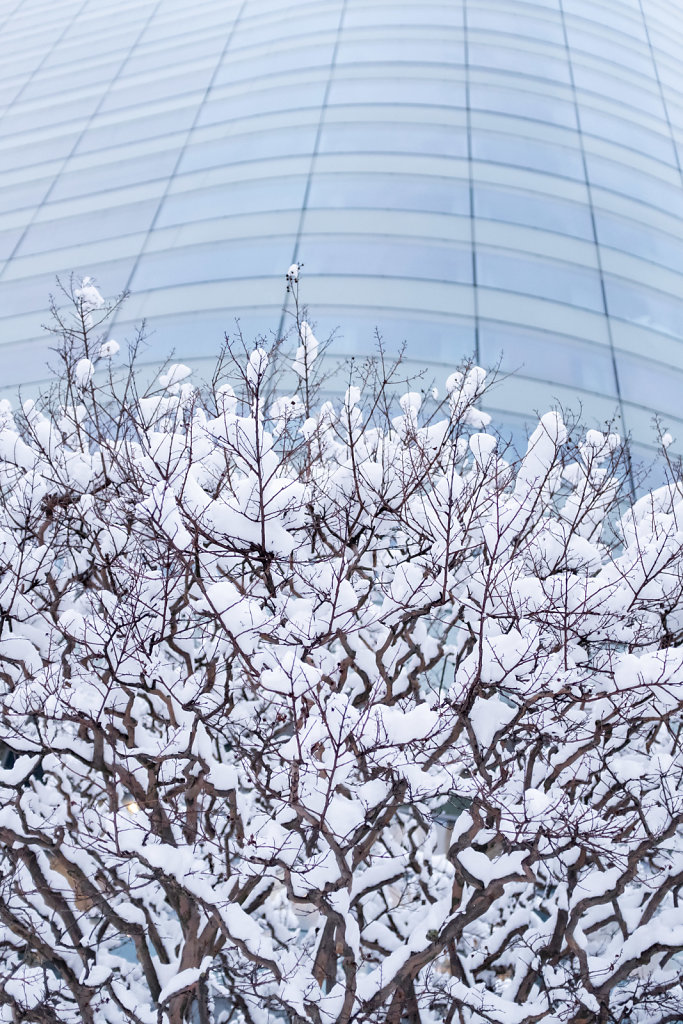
[1,0,683,451]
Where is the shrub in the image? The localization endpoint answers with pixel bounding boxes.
[0,276,681,1024]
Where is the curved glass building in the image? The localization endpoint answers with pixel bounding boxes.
[2,0,683,453]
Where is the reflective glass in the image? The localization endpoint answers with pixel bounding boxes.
[468,43,571,83]
[50,151,182,201]
[618,352,683,418]
[580,108,677,165]
[587,154,683,215]
[318,122,468,158]
[0,0,683,455]
[470,83,577,128]
[0,177,53,215]
[305,311,475,363]
[156,177,309,227]
[179,126,318,172]
[477,248,604,311]
[472,131,584,178]
[479,322,617,395]
[605,276,683,338]
[198,82,327,124]
[327,76,466,107]
[307,174,470,215]
[131,238,293,291]
[595,211,683,274]
[76,107,197,153]
[17,201,160,256]
[298,237,472,284]
[474,185,594,239]
[336,38,463,65]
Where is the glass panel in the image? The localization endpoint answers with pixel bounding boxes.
[0,227,23,262]
[17,200,158,255]
[317,121,468,158]
[51,150,181,201]
[474,185,594,239]
[618,352,683,418]
[468,43,571,83]
[572,65,663,116]
[130,238,293,291]
[336,37,463,65]
[178,125,318,172]
[472,130,584,178]
[198,82,327,124]
[76,107,197,153]
[218,44,337,83]
[477,248,604,311]
[0,177,53,214]
[580,107,676,165]
[479,321,617,395]
[344,4,464,28]
[568,30,652,75]
[470,83,577,128]
[307,311,475,364]
[298,237,472,284]
[156,176,308,227]
[605,276,683,337]
[328,76,466,107]
[306,173,470,215]
[587,154,683,215]
[0,132,82,167]
[595,211,683,274]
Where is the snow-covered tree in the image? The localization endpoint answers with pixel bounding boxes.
[0,275,682,1024]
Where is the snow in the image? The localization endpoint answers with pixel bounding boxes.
[0,754,40,787]
[73,357,94,387]
[159,362,191,388]
[158,958,213,1004]
[292,320,319,377]
[98,339,120,358]
[0,312,681,1024]
[246,347,268,387]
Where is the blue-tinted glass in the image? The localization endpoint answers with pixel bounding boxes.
[472,131,584,178]
[478,249,604,310]
[470,83,577,128]
[307,174,470,215]
[595,211,683,274]
[573,66,664,115]
[17,200,159,256]
[336,38,463,65]
[308,311,475,364]
[318,122,467,158]
[131,239,293,291]
[51,150,181,201]
[0,177,53,214]
[198,83,327,124]
[474,185,594,239]
[298,237,472,284]
[76,108,197,153]
[468,43,571,83]
[157,177,308,227]
[587,154,683,215]
[618,352,683,418]
[327,77,466,107]
[605,276,683,337]
[580,108,677,165]
[480,321,617,394]
[0,0,682,460]
[179,126,318,172]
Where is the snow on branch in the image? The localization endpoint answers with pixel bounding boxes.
[0,278,681,1024]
